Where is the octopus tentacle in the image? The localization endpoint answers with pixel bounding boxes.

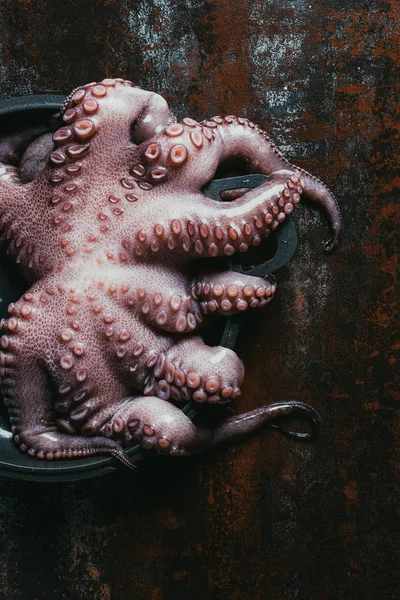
[0,163,31,245]
[124,286,202,334]
[209,115,341,249]
[0,325,119,460]
[0,164,54,278]
[192,271,276,316]
[131,170,296,260]
[290,165,342,251]
[102,395,199,455]
[137,114,341,251]
[19,132,55,183]
[148,337,244,405]
[0,125,54,169]
[15,429,119,460]
[207,401,322,447]
[99,397,321,457]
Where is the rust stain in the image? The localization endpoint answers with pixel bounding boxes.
[156,508,179,530]
[90,567,100,581]
[191,0,252,116]
[343,481,359,506]
[207,482,215,506]
[294,288,305,310]
[150,587,163,600]
[100,583,111,600]
[172,570,188,581]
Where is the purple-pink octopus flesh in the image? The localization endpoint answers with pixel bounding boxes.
[0,78,342,465]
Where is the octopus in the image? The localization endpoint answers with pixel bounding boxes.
[0,78,342,465]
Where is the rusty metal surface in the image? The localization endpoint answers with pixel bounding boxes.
[0,1,398,598]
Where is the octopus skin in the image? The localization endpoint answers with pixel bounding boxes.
[0,78,342,464]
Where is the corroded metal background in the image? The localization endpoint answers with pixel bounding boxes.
[0,1,398,598]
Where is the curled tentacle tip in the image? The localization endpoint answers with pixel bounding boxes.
[111,449,137,470]
[267,400,322,442]
[324,233,341,254]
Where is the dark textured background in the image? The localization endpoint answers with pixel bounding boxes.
[0,1,398,598]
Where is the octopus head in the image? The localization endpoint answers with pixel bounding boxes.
[58,80,176,150]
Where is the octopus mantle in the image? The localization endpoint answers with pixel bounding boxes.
[0,78,341,464]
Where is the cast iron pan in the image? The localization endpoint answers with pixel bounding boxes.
[0,95,299,481]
